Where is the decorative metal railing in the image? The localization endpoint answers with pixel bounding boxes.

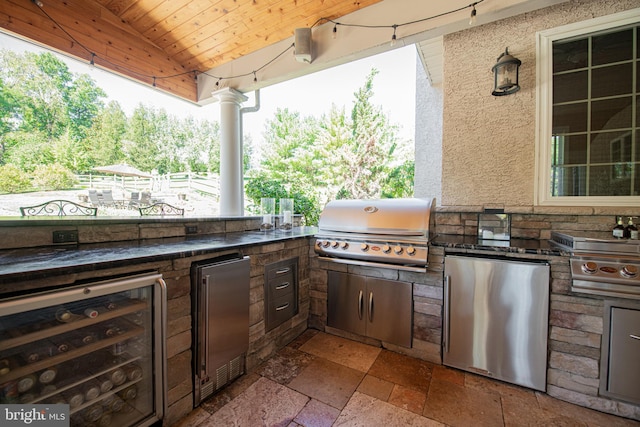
[20,200,98,216]
[139,203,184,216]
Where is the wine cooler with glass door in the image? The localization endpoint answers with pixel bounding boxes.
[0,272,166,427]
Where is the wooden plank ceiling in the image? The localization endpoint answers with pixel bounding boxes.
[0,0,381,102]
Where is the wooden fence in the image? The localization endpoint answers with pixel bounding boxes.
[76,172,220,199]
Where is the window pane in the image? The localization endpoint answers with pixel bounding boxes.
[553,39,588,72]
[590,131,633,163]
[591,63,632,98]
[592,28,633,65]
[591,97,632,131]
[554,71,587,103]
[553,102,588,133]
[551,166,586,196]
[552,134,587,165]
[589,165,631,196]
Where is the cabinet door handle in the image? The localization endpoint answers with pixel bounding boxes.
[368,291,373,323]
[631,334,640,340]
[275,282,290,290]
[443,275,451,353]
[358,290,363,320]
[202,275,210,375]
[276,303,290,311]
[276,268,290,275]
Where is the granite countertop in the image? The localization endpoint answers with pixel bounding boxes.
[0,227,317,285]
[431,234,566,257]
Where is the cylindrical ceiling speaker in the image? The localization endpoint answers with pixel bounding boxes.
[294,28,312,63]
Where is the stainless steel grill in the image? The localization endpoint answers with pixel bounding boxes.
[315,198,436,272]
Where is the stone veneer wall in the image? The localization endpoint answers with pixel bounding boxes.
[163,235,311,426]
[433,209,640,420]
[0,218,311,426]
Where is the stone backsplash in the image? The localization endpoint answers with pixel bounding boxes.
[434,206,640,241]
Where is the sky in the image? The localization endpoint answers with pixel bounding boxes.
[0,31,417,144]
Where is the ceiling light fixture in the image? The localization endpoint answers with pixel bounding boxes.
[469,3,477,25]
[390,25,398,47]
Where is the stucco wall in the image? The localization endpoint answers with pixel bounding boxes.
[414,52,443,204]
[439,0,639,207]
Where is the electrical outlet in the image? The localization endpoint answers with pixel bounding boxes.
[185,225,198,235]
[53,230,78,243]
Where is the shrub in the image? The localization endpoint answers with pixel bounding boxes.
[0,164,32,193]
[32,164,77,190]
[245,173,320,226]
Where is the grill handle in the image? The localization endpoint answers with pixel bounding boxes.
[358,290,363,320]
[631,334,640,341]
[368,291,373,323]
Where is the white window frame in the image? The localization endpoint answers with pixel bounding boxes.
[535,8,640,206]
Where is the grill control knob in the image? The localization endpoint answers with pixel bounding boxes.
[331,241,339,248]
[621,265,638,278]
[407,246,416,255]
[581,262,598,274]
[339,242,349,250]
[322,240,331,248]
[394,246,403,255]
[360,243,369,252]
[382,245,391,253]
[316,240,323,247]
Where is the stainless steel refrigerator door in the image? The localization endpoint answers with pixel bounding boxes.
[443,255,550,391]
[194,256,249,402]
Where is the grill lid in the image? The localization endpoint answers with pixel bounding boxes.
[318,198,436,239]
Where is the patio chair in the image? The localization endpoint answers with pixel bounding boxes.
[128,191,140,209]
[88,189,101,206]
[101,189,116,207]
[20,200,98,216]
[139,203,184,216]
[140,191,152,206]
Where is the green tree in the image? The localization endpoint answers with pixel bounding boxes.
[0,50,106,171]
[253,69,413,213]
[83,101,128,170]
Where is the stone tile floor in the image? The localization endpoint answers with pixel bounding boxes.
[174,330,640,427]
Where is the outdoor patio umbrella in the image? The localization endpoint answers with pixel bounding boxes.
[93,164,153,178]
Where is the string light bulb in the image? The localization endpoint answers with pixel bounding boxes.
[89,53,95,67]
[469,3,477,25]
[390,25,397,47]
[253,72,257,83]
[332,24,337,39]
[152,77,156,87]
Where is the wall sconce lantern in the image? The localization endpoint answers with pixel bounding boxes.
[491,48,521,96]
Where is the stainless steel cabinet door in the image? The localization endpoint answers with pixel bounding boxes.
[328,271,366,337]
[367,278,412,347]
[605,307,640,403]
[327,272,413,348]
[443,255,550,391]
